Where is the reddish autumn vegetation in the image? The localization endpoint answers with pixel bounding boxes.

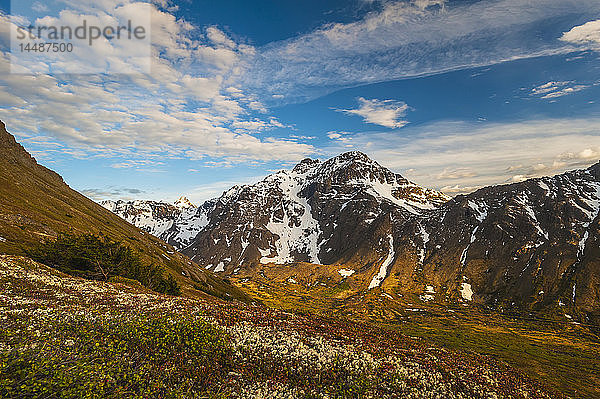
[0,256,558,398]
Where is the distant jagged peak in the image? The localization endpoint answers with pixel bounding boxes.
[174,196,196,209]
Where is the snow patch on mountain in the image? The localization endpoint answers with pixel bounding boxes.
[369,235,395,289]
[260,171,322,265]
[460,283,473,301]
[468,200,488,222]
[214,262,225,272]
[417,224,430,265]
[364,179,419,214]
[515,192,548,240]
[420,285,436,301]
[538,180,551,197]
[460,226,479,267]
[339,269,355,278]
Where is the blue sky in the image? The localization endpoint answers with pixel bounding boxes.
[1,0,600,204]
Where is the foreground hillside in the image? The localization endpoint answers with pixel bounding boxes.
[0,120,247,301]
[0,256,557,398]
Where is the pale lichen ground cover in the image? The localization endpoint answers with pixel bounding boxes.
[0,256,557,398]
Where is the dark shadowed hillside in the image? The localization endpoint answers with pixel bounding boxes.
[0,120,249,301]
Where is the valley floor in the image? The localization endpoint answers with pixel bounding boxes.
[232,274,600,399]
[0,255,559,398]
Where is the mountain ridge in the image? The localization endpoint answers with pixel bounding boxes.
[103,150,600,324]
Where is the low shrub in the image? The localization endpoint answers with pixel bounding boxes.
[0,315,233,398]
[27,233,180,295]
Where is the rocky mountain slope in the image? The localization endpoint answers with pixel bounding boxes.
[106,151,449,269]
[406,162,600,320]
[101,197,214,249]
[104,151,600,323]
[0,120,248,301]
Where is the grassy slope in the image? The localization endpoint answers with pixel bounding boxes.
[232,270,600,399]
[389,310,600,399]
[1,255,558,398]
[0,120,249,302]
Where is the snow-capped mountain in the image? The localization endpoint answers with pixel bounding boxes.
[100,197,213,249]
[183,151,449,272]
[403,162,600,317]
[104,152,449,265]
[101,152,600,322]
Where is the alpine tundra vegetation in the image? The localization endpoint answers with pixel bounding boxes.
[2,0,600,397]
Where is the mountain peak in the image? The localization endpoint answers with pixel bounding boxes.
[0,120,20,148]
[292,157,321,173]
[326,151,385,173]
[174,196,196,209]
[588,160,600,178]
[0,120,64,184]
[336,151,372,162]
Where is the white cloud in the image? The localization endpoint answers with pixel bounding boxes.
[31,2,49,13]
[205,26,237,49]
[560,19,600,48]
[436,168,477,180]
[336,97,409,128]
[247,101,268,113]
[531,81,590,99]
[80,187,146,201]
[326,130,354,146]
[324,117,600,195]
[439,184,483,194]
[0,2,314,166]
[240,0,600,104]
[110,159,165,170]
[10,2,154,74]
[507,175,526,183]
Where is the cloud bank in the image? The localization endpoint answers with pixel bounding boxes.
[240,0,600,104]
[560,19,600,48]
[325,117,600,195]
[0,1,315,167]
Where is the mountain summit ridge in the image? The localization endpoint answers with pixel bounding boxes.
[106,151,450,267]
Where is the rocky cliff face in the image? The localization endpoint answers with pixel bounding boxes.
[103,151,600,322]
[401,163,600,319]
[185,151,449,272]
